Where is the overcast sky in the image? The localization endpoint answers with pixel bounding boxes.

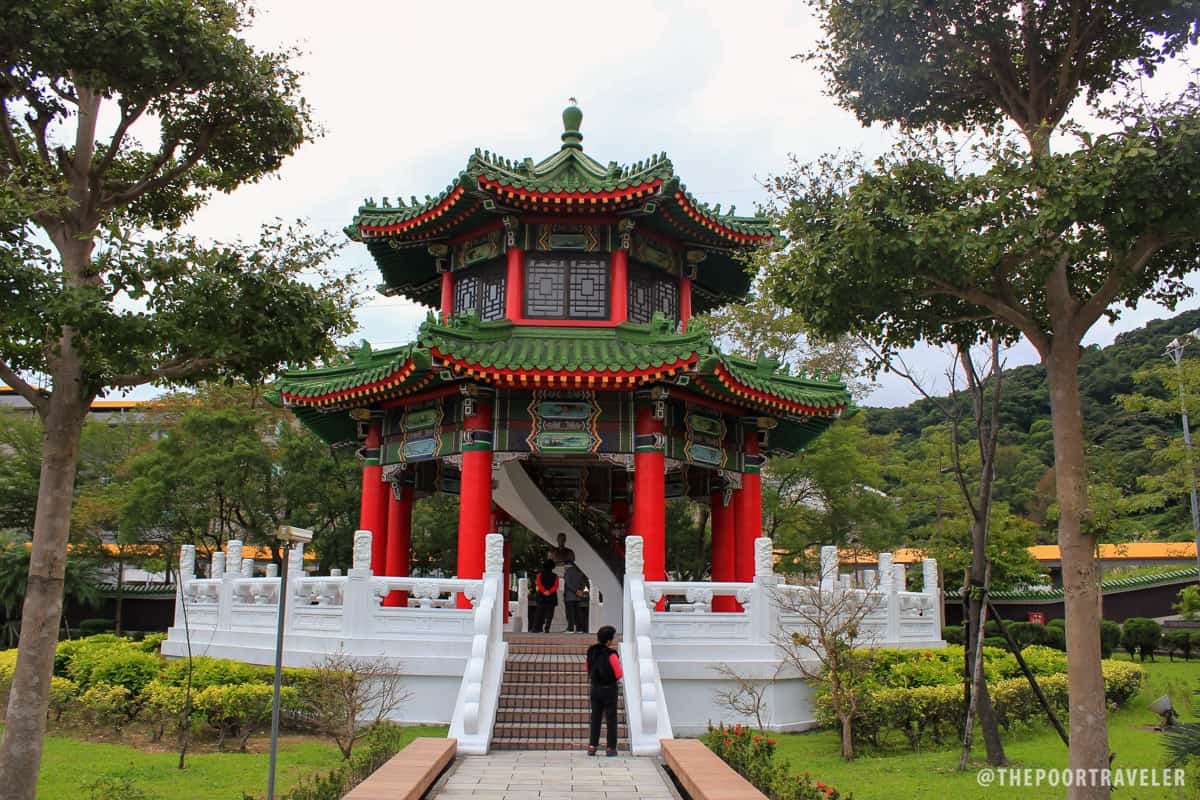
[168,0,1200,408]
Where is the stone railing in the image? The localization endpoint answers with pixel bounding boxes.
[621,535,674,755]
[164,531,508,736]
[449,533,508,754]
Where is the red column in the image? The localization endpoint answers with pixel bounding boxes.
[440,271,454,320]
[633,402,665,582]
[383,478,413,607]
[359,423,390,576]
[734,427,763,584]
[457,399,493,607]
[711,485,737,611]
[505,247,524,321]
[679,276,693,330]
[611,249,629,323]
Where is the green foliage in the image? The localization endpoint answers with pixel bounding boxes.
[89,650,161,698]
[1122,618,1164,661]
[817,658,1143,751]
[1100,620,1123,659]
[1176,585,1200,621]
[137,680,188,742]
[0,533,102,642]
[161,655,266,691]
[59,635,142,690]
[702,722,850,800]
[137,633,167,654]
[1003,622,1066,652]
[941,625,965,645]
[77,683,133,732]
[1165,630,1196,662]
[665,499,710,581]
[80,775,149,800]
[805,0,1200,152]
[282,724,415,800]
[47,677,76,722]
[195,682,294,752]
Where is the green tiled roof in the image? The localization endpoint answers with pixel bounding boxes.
[420,315,710,373]
[346,104,774,309]
[990,567,1200,601]
[275,314,851,452]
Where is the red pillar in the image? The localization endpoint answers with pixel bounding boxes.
[734,427,763,584]
[383,477,412,607]
[611,249,629,323]
[440,271,454,320]
[457,399,493,607]
[679,276,693,330]
[711,486,737,611]
[359,423,390,576]
[633,402,665,582]
[505,247,524,321]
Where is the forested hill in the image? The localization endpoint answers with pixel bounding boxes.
[863,307,1200,541]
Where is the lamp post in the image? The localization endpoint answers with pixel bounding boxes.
[267,525,312,800]
[1164,332,1200,576]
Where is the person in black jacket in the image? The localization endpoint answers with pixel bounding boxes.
[531,559,559,633]
[585,624,623,756]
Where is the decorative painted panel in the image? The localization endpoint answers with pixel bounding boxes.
[492,389,633,454]
[527,391,601,454]
[631,233,680,274]
[526,223,612,253]
[451,229,503,270]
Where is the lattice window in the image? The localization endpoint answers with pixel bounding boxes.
[452,261,505,321]
[524,254,609,320]
[628,264,678,324]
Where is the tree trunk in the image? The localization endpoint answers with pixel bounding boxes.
[840,713,854,760]
[0,396,87,800]
[965,591,1007,765]
[1046,344,1110,799]
[115,553,124,635]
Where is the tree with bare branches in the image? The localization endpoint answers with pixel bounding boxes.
[298,651,412,760]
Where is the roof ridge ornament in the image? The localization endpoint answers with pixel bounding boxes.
[561,99,583,151]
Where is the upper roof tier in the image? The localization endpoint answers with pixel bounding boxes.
[347,103,775,310]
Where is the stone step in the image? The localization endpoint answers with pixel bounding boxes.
[496,708,625,724]
[503,670,588,684]
[497,693,593,709]
[493,721,628,737]
[490,738,630,751]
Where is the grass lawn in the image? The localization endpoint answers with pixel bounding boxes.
[31,724,448,800]
[771,655,1200,800]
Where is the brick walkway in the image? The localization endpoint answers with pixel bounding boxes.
[427,750,679,800]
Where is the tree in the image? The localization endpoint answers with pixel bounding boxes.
[774,580,882,759]
[298,650,411,760]
[0,3,357,792]
[774,5,1200,789]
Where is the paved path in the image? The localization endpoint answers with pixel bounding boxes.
[428,750,679,800]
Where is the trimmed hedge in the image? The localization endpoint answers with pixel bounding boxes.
[816,654,1144,751]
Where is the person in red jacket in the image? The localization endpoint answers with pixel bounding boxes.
[585,624,623,756]
[531,559,559,633]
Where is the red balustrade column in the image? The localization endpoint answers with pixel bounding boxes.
[711,485,737,611]
[679,276,693,330]
[457,399,493,608]
[734,427,763,584]
[383,477,413,607]
[505,247,524,321]
[440,271,454,320]
[611,249,629,323]
[633,401,666,584]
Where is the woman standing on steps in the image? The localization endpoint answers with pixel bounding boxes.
[531,559,559,633]
[586,625,622,756]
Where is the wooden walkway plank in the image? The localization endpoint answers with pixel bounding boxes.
[342,737,457,800]
[660,739,768,800]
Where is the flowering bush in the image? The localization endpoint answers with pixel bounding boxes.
[701,723,850,799]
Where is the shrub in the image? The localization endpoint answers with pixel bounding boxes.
[78,683,132,733]
[195,682,296,752]
[58,635,140,689]
[80,775,149,800]
[48,676,77,722]
[137,633,167,654]
[91,650,161,699]
[1122,618,1162,661]
[1100,620,1123,659]
[78,618,115,637]
[283,724,416,800]
[942,625,965,645]
[1165,630,1194,661]
[1175,585,1200,620]
[701,723,849,799]
[139,680,189,742]
[1003,622,1066,651]
[1047,618,1066,631]
[1016,645,1068,676]
[162,655,264,691]
[1102,660,1145,706]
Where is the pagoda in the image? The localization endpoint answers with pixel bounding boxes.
[275,104,850,629]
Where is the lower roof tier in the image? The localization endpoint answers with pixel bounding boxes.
[273,313,851,455]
